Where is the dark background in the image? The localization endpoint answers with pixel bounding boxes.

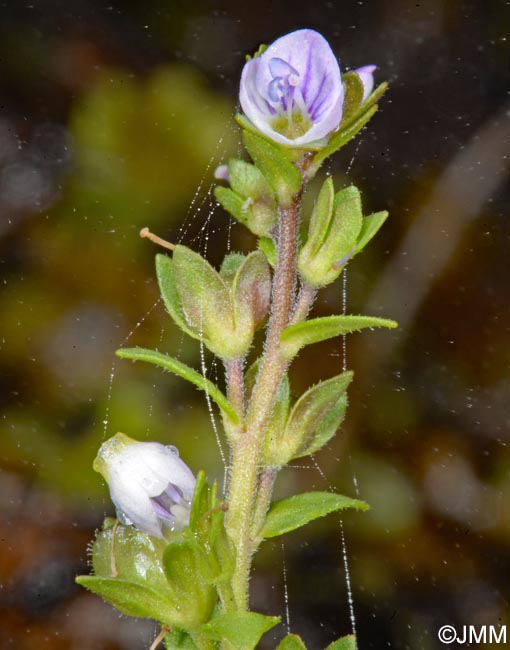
[1,1,509,649]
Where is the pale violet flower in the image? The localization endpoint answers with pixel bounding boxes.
[240,29,344,147]
[94,433,196,538]
[354,65,376,102]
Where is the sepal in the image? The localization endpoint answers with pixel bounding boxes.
[355,210,389,254]
[308,81,387,177]
[201,611,280,650]
[340,72,365,126]
[242,130,301,207]
[162,540,217,628]
[165,629,199,650]
[233,251,272,331]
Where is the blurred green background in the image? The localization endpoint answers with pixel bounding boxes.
[1,1,509,649]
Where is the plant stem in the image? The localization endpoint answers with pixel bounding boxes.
[250,466,277,541]
[225,358,245,421]
[291,282,317,325]
[226,188,302,610]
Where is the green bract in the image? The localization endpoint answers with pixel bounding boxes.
[298,178,389,288]
[214,158,278,237]
[157,247,271,360]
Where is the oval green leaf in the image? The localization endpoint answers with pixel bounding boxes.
[261,491,369,539]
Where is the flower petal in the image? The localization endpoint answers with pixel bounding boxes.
[354,65,376,102]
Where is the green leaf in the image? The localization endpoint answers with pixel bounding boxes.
[201,611,280,650]
[76,576,177,625]
[281,372,353,461]
[280,315,398,359]
[156,254,197,340]
[116,347,238,424]
[355,211,389,254]
[261,492,369,538]
[258,236,277,267]
[325,635,357,650]
[243,130,301,207]
[277,634,307,650]
[340,72,365,126]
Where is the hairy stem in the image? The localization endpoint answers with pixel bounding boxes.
[225,358,245,421]
[226,189,302,609]
[291,282,317,325]
[250,466,278,541]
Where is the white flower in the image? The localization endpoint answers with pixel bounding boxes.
[94,433,196,538]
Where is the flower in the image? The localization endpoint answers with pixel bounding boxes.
[93,433,196,538]
[354,65,376,102]
[240,29,344,147]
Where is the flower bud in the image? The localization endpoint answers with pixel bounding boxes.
[240,29,344,147]
[298,179,362,287]
[214,158,278,236]
[94,433,196,538]
[158,246,271,360]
